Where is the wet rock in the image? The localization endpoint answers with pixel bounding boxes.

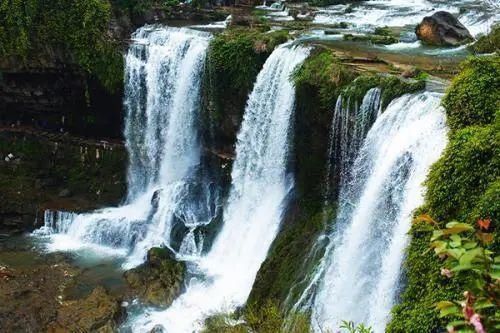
[124,247,186,307]
[0,255,79,332]
[47,286,124,333]
[150,324,166,333]
[415,11,473,46]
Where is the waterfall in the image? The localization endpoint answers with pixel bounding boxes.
[311,92,448,332]
[127,42,310,333]
[324,88,381,205]
[36,26,218,268]
[289,88,382,312]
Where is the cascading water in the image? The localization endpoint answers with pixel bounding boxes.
[288,88,382,311]
[36,26,218,268]
[326,88,381,202]
[310,92,448,332]
[127,42,310,333]
[313,0,500,37]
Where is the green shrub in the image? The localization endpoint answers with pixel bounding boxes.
[469,24,500,54]
[248,208,332,308]
[341,74,425,110]
[205,28,290,148]
[379,75,425,109]
[425,125,499,223]
[342,75,381,106]
[387,223,472,333]
[442,56,500,130]
[292,48,355,109]
[202,301,312,333]
[208,28,289,93]
[0,0,123,91]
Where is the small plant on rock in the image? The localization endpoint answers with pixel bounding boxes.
[416,215,499,332]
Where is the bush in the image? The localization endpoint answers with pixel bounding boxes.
[202,301,312,333]
[442,56,500,130]
[208,28,289,93]
[387,224,466,333]
[469,24,500,54]
[292,48,355,109]
[341,74,425,110]
[425,125,499,223]
[205,28,290,149]
[0,0,123,91]
[379,76,425,109]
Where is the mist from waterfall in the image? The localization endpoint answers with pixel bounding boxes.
[37,26,217,268]
[310,92,448,332]
[127,42,310,333]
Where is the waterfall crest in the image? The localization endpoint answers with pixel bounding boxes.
[127,42,310,333]
[312,92,448,332]
[37,26,216,268]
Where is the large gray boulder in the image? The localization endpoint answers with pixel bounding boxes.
[415,11,474,46]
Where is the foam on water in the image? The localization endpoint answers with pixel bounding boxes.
[126,42,310,333]
[36,26,216,269]
[303,92,447,332]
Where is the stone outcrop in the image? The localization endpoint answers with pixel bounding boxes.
[0,253,79,332]
[124,247,186,306]
[415,11,474,46]
[0,130,126,235]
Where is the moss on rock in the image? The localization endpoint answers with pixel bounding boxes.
[124,247,186,306]
[387,224,466,333]
[0,131,126,233]
[292,48,355,110]
[442,56,500,130]
[468,24,500,54]
[205,28,290,152]
[425,124,499,223]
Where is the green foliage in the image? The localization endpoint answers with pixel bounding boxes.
[442,56,500,130]
[378,75,425,109]
[0,0,123,91]
[248,208,332,308]
[425,217,499,332]
[205,28,290,149]
[387,223,466,333]
[202,301,312,333]
[292,49,355,109]
[425,125,499,223]
[342,75,380,105]
[209,28,289,93]
[342,74,425,110]
[340,320,373,333]
[469,24,500,54]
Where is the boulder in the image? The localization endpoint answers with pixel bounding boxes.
[124,247,186,307]
[47,286,123,333]
[415,11,473,46]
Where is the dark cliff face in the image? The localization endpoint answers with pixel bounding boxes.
[0,131,127,235]
[0,70,124,139]
[0,4,228,141]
